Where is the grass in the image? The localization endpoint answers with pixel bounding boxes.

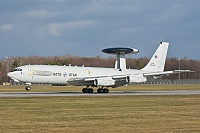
[0,95,199,132]
[0,85,200,132]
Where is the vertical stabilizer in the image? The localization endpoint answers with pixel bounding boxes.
[141,42,169,72]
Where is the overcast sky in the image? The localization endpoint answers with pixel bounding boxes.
[0,0,199,60]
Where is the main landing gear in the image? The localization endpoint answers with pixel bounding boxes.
[97,88,109,93]
[82,87,94,93]
[82,87,109,93]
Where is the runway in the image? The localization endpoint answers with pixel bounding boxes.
[1,90,200,97]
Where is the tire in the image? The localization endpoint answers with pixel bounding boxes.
[97,88,101,93]
[87,88,94,93]
[105,89,109,93]
[25,86,31,91]
[82,88,87,93]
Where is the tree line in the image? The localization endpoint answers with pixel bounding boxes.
[0,55,199,84]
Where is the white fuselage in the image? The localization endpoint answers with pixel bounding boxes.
[8,65,144,85]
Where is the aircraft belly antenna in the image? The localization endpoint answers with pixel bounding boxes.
[102,47,139,70]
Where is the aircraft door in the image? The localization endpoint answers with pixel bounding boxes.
[28,65,35,79]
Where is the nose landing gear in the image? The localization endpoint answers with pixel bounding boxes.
[25,85,31,91]
[25,83,31,91]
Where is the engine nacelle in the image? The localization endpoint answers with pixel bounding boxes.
[127,74,147,84]
[94,77,115,86]
[153,76,162,79]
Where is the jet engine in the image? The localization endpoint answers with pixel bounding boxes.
[127,74,147,84]
[94,77,115,86]
[153,76,163,79]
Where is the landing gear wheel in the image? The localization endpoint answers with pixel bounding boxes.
[97,88,101,93]
[82,88,94,93]
[87,88,94,93]
[104,88,109,93]
[25,86,31,91]
[82,88,87,93]
[97,88,109,93]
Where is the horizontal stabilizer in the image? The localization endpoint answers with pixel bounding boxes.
[144,70,193,77]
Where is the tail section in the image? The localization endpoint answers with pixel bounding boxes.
[141,42,169,72]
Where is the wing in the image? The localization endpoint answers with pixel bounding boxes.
[67,75,128,87]
[67,74,148,88]
[67,70,193,87]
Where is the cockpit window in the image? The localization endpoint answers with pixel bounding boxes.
[10,68,22,72]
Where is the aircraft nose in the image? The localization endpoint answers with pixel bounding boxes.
[7,72,12,78]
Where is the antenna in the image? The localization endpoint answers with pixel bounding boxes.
[102,47,139,70]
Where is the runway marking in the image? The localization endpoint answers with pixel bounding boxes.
[1,90,200,97]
